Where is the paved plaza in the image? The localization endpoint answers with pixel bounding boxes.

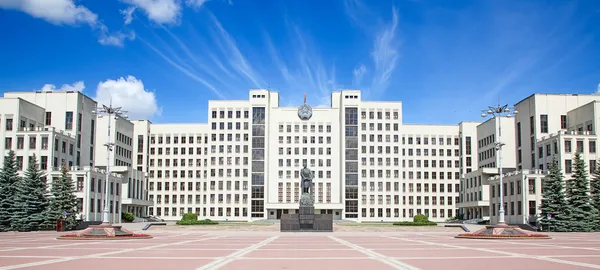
[1,229,600,270]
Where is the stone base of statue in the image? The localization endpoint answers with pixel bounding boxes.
[280,194,333,232]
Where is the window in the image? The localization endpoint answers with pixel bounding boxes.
[5,118,13,131]
[65,112,73,130]
[45,112,52,125]
[516,122,521,147]
[540,114,548,133]
[560,115,567,129]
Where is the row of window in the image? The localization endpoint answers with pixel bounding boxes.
[360,208,458,219]
[150,206,249,218]
[150,135,205,145]
[153,194,249,205]
[149,181,248,191]
[404,136,460,146]
[211,110,250,119]
[278,124,332,133]
[360,110,400,120]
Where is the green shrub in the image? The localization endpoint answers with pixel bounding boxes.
[176,218,218,225]
[121,212,135,223]
[182,213,198,221]
[413,214,429,223]
[393,221,437,226]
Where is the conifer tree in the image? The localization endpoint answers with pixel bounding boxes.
[564,152,598,232]
[47,164,78,230]
[11,155,50,232]
[539,158,568,231]
[589,159,600,231]
[0,150,20,231]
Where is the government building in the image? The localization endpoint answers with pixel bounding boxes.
[2,88,600,224]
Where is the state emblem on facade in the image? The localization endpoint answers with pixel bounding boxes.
[297,93,313,120]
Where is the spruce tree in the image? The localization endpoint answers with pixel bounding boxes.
[11,155,50,232]
[48,164,78,230]
[0,150,20,231]
[564,152,598,232]
[590,160,600,231]
[539,158,568,231]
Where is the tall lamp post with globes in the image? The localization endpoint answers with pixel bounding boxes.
[93,102,128,225]
[57,100,153,239]
[456,103,551,238]
[481,104,517,226]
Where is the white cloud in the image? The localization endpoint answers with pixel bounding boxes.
[185,0,208,9]
[37,81,85,92]
[352,64,366,86]
[597,82,600,93]
[121,6,136,25]
[122,0,181,25]
[98,29,135,47]
[0,0,134,47]
[94,76,161,120]
[0,0,98,26]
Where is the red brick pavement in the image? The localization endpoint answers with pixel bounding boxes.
[0,231,600,269]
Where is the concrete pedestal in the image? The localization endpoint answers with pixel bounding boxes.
[281,206,333,232]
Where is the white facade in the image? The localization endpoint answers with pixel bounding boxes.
[488,169,545,225]
[143,123,211,219]
[1,90,148,223]
[457,116,518,221]
[477,117,517,169]
[4,89,600,225]
[138,90,484,222]
[95,116,152,217]
[3,90,98,168]
[513,94,600,171]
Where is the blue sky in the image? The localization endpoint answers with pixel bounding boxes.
[1,0,599,124]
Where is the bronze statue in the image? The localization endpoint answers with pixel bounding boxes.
[300,164,313,194]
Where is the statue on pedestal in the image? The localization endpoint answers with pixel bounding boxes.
[299,165,314,206]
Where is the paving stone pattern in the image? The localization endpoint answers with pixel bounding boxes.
[1,231,600,269]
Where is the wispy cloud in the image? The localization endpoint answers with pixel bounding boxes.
[137,10,267,100]
[370,8,399,97]
[206,11,265,89]
[343,0,401,99]
[482,2,582,101]
[138,36,226,99]
[139,2,394,107]
[264,25,338,107]
[352,65,367,86]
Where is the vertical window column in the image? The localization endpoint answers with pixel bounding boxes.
[251,107,266,218]
[344,107,359,218]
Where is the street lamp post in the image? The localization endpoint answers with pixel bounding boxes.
[481,104,517,225]
[93,102,127,224]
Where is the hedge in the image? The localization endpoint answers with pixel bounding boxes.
[176,219,219,225]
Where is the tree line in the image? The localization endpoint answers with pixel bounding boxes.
[539,152,600,232]
[0,150,79,232]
